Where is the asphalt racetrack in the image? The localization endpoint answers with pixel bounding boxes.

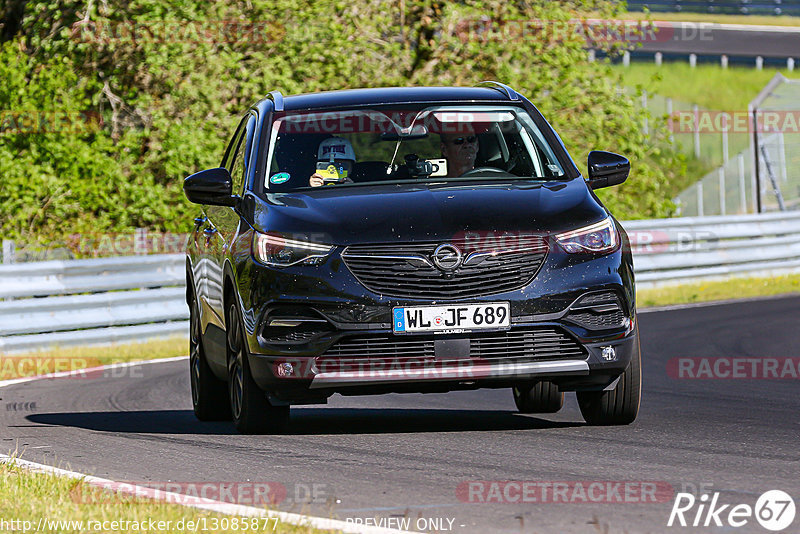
[2,296,799,533]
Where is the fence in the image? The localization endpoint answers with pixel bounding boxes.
[638,92,751,171]
[672,74,800,217]
[2,213,800,353]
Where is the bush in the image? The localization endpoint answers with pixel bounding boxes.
[0,0,681,245]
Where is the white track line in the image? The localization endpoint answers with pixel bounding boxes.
[0,355,188,388]
[0,357,417,534]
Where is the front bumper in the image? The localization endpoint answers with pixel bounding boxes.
[236,242,636,401]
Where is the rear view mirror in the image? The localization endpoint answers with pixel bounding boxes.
[184,168,238,206]
[587,151,630,190]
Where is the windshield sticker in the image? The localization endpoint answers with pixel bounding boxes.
[270,172,291,184]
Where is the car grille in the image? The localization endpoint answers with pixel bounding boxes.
[341,237,548,299]
[316,327,585,372]
[262,330,322,344]
[565,310,626,328]
[565,291,627,330]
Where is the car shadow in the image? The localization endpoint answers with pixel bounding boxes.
[27,408,585,435]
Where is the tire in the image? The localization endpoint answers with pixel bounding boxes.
[512,380,564,414]
[189,293,230,421]
[577,325,642,426]
[226,300,290,434]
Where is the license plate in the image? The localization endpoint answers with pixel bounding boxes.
[393,302,510,334]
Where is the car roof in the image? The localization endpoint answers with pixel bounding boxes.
[256,86,523,112]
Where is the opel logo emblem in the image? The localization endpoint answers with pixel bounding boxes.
[432,244,462,271]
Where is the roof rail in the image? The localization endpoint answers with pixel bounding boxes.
[268,90,284,112]
[476,81,519,101]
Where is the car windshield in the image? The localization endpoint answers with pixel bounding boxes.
[263,104,566,191]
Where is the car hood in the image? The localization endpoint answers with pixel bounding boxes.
[252,179,607,245]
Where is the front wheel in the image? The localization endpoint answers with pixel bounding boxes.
[226,301,289,434]
[189,294,229,421]
[577,325,642,426]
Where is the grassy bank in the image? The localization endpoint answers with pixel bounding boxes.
[0,461,324,534]
[637,273,800,308]
[0,336,187,381]
[611,12,800,26]
[614,63,798,111]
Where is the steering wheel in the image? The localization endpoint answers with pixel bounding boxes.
[460,166,509,178]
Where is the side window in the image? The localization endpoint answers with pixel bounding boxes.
[226,114,256,197]
[222,116,247,170]
[229,135,246,197]
[240,114,257,194]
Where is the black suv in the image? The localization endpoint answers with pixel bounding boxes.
[184,83,640,434]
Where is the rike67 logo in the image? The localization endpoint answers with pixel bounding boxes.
[668,490,795,531]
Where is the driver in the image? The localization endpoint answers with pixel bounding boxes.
[309,137,356,187]
[440,126,478,177]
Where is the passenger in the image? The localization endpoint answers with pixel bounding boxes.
[309,137,356,187]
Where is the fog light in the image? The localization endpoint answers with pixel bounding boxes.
[276,362,294,377]
[601,346,616,362]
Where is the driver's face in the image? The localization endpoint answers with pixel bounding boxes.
[441,129,478,170]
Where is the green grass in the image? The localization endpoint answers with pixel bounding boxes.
[609,12,800,27]
[0,336,187,380]
[616,63,800,187]
[614,63,799,111]
[637,273,800,308]
[0,461,324,534]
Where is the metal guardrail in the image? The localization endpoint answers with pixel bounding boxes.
[625,0,800,15]
[1,213,799,353]
[0,255,187,354]
[625,212,800,286]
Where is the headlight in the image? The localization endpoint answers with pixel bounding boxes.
[555,217,618,254]
[253,232,334,267]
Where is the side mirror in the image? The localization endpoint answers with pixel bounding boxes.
[587,151,630,190]
[184,168,238,206]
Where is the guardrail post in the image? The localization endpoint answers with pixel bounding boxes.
[623,50,630,67]
[655,52,662,66]
[718,168,726,215]
[2,240,15,264]
[756,56,764,70]
[788,58,795,72]
[689,54,697,68]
